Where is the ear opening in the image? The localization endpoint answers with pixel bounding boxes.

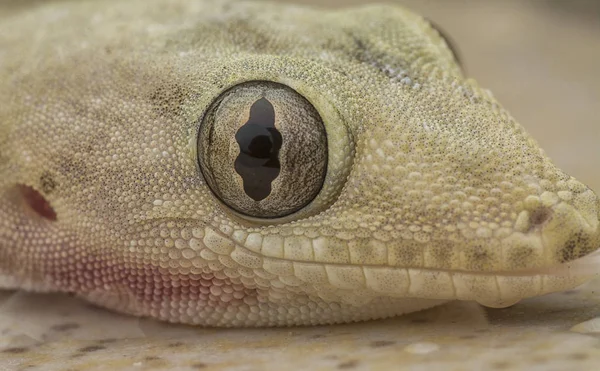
[16,184,57,221]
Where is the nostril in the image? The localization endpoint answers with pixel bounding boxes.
[515,207,554,233]
[530,207,552,229]
[17,184,57,221]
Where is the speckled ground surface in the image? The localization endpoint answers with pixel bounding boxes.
[1,0,599,370]
[2,281,600,370]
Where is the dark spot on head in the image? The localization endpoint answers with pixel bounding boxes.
[40,172,57,194]
[346,32,412,82]
[351,36,368,58]
[370,340,396,348]
[337,360,359,369]
[144,356,161,361]
[2,347,28,354]
[187,17,268,52]
[168,342,184,348]
[230,18,269,51]
[191,363,207,369]
[77,345,105,353]
[149,83,187,118]
[530,207,552,229]
[51,322,80,332]
[310,334,326,339]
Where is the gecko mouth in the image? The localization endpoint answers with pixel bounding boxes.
[16,184,57,221]
[539,248,600,277]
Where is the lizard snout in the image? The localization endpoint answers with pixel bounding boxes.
[517,183,600,268]
[468,184,600,309]
[546,188,599,265]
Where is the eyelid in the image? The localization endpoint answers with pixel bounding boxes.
[191,56,356,226]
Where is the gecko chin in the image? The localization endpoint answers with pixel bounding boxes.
[439,244,600,310]
[469,249,600,309]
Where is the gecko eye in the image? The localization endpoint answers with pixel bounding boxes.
[198,81,328,219]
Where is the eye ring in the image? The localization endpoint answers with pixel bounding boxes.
[198,81,331,220]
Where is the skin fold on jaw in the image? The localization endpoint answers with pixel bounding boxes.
[0,0,599,327]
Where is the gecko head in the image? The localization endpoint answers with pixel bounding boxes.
[0,1,598,325]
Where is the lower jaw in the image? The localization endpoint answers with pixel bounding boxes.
[451,249,600,308]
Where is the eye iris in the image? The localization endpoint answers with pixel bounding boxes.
[234,98,283,201]
[198,81,327,219]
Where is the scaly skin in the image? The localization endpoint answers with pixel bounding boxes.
[0,0,599,327]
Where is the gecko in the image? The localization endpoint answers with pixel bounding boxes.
[0,0,599,327]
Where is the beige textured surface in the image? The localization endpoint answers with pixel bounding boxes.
[1,0,599,369]
[2,280,600,370]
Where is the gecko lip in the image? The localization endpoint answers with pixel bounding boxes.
[17,184,57,221]
[506,204,600,277]
[498,248,600,278]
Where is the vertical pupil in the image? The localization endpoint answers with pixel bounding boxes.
[234,97,283,201]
